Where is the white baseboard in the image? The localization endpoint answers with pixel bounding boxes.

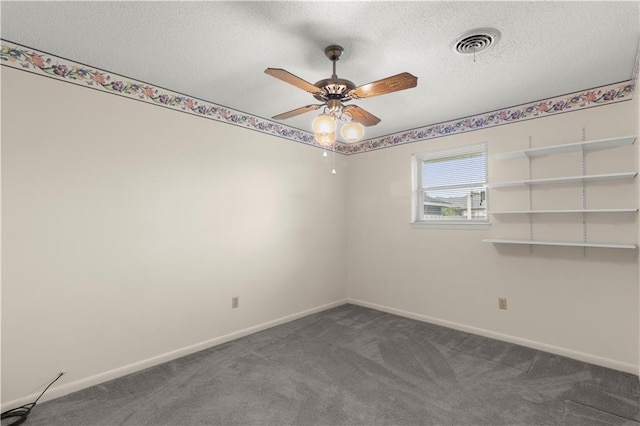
[1,298,348,412]
[348,298,639,376]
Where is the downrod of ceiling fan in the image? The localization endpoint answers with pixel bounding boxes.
[324,45,343,78]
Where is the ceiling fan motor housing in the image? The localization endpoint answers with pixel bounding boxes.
[313,78,356,103]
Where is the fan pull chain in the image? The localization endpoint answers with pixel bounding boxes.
[331,144,336,175]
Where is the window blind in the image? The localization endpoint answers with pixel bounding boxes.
[414,143,488,225]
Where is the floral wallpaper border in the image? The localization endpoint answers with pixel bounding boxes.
[0,40,336,151]
[344,80,635,154]
[2,39,637,156]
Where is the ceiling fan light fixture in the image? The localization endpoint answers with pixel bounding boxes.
[312,113,336,135]
[265,44,418,144]
[340,121,365,143]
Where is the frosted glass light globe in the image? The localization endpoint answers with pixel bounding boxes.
[312,114,336,135]
[340,121,365,142]
[315,131,336,147]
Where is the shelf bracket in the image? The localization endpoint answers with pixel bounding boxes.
[581,127,587,256]
[528,136,533,253]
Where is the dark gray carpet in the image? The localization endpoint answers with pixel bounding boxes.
[13,304,640,425]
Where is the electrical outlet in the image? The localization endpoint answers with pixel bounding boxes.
[498,298,507,310]
[232,296,239,309]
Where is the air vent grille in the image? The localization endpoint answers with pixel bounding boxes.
[452,28,501,55]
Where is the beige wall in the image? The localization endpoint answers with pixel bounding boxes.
[2,63,639,408]
[1,68,348,405]
[636,87,640,377]
[347,100,639,373]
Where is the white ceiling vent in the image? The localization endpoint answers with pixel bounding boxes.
[451,28,501,55]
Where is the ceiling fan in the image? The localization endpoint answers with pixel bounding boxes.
[265,45,418,128]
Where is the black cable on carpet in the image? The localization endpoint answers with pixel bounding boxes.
[1,372,65,426]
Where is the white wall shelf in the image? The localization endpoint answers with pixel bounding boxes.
[488,172,637,188]
[493,135,636,160]
[488,132,637,250]
[482,239,637,249]
[491,209,638,215]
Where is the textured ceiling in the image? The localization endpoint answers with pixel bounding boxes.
[2,1,639,142]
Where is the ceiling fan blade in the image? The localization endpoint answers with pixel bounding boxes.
[343,105,381,127]
[351,72,418,99]
[272,104,322,120]
[265,68,323,95]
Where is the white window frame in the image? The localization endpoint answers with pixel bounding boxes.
[411,143,490,230]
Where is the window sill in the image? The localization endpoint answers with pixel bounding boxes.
[410,221,491,230]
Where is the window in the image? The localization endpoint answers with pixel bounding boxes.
[412,143,489,229]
